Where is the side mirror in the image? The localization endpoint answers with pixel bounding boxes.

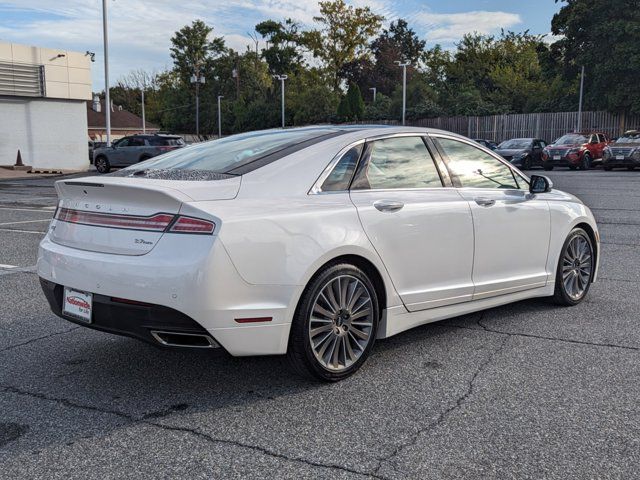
[529,174,553,194]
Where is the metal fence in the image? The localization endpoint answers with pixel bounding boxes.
[364,111,640,142]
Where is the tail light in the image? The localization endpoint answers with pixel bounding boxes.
[168,216,215,234]
[55,208,215,235]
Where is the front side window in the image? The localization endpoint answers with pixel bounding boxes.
[115,138,130,147]
[320,144,363,192]
[435,137,521,190]
[352,137,442,190]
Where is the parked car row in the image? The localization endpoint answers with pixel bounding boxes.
[477,130,640,172]
[93,134,185,173]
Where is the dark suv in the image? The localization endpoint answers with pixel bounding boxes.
[542,132,610,170]
[93,134,185,173]
[602,130,640,171]
[495,138,547,170]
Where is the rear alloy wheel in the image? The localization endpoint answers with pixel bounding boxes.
[287,263,379,381]
[94,156,110,174]
[552,228,594,306]
[521,156,532,170]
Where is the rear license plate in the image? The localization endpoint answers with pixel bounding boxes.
[553,155,561,160]
[616,155,625,160]
[62,287,93,323]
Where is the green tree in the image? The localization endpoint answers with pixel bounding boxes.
[170,20,225,82]
[551,0,640,114]
[346,83,365,120]
[255,19,304,75]
[302,0,383,90]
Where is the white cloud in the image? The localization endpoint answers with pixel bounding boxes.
[412,10,522,45]
[0,1,523,90]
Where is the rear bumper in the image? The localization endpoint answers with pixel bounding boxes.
[37,234,298,356]
[39,277,220,349]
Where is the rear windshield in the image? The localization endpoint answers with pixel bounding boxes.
[147,136,185,146]
[498,139,532,149]
[555,134,587,145]
[121,127,341,174]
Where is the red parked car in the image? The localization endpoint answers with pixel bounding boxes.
[542,132,610,170]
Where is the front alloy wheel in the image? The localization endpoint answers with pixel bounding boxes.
[288,263,379,381]
[95,156,110,174]
[553,228,594,305]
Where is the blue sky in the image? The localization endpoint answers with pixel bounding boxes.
[0,1,563,90]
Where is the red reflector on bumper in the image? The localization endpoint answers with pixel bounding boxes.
[234,317,273,324]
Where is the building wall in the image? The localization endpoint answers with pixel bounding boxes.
[0,41,92,100]
[0,96,89,170]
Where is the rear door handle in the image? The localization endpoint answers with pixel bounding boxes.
[475,197,496,207]
[373,200,405,213]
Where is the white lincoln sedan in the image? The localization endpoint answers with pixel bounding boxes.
[38,126,599,381]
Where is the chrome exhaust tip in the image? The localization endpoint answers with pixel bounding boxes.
[150,330,220,349]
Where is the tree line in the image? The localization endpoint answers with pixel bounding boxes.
[107,0,640,136]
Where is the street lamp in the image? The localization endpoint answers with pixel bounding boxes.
[369,87,377,102]
[395,60,410,125]
[101,0,111,145]
[217,95,224,138]
[274,74,288,128]
[190,70,206,137]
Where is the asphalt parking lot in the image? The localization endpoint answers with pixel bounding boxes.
[1,169,639,479]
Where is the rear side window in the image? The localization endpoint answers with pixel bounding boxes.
[352,136,442,190]
[320,144,363,192]
[435,137,521,190]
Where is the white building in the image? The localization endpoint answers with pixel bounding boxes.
[0,41,92,171]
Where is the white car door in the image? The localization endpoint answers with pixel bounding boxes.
[433,135,551,299]
[349,135,475,311]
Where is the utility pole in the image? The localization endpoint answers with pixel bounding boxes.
[101,0,111,145]
[274,75,288,128]
[395,61,410,125]
[369,87,377,102]
[217,95,224,138]
[190,69,205,137]
[577,65,585,132]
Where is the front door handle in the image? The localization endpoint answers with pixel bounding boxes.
[475,197,496,207]
[373,200,405,213]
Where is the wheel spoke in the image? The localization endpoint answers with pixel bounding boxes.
[308,274,374,372]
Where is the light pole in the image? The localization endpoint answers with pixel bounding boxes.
[190,70,206,137]
[101,0,111,145]
[369,87,377,102]
[141,86,146,134]
[274,75,288,128]
[577,65,585,132]
[217,95,224,138]
[395,60,410,125]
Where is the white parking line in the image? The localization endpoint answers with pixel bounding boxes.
[0,219,51,226]
[0,263,19,269]
[0,207,54,212]
[0,228,46,234]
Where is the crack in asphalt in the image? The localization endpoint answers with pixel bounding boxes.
[0,327,80,353]
[0,384,379,478]
[373,330,509,478]
[443,318,640,353]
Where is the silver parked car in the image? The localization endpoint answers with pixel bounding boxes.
[93,134,185,173]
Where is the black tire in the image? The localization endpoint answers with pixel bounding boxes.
[543,163,554,171]
[569,166,577,171]
[627,166,636,171]
[94,156,110,174]
[580,153,592,170]
[139,155,152,163]
[603,165,613,171]
[521,156,531,170]
[552,228,594,306]
[287,263,380,382]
